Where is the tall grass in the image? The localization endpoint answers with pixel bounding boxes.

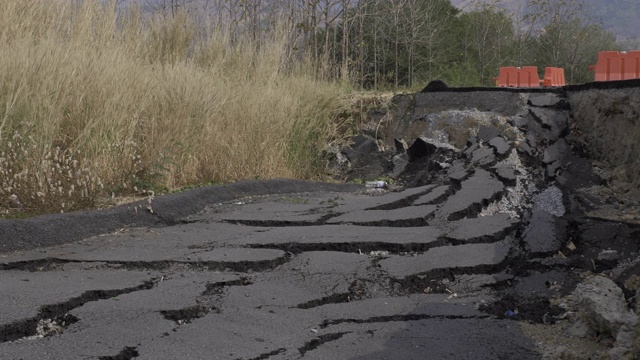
[0,0,347,215]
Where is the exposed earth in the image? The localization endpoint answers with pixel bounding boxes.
[1,82,639,359]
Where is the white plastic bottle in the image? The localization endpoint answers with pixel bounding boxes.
[365,180,386,188]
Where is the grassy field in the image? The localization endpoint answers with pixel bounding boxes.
[0,0,357,216]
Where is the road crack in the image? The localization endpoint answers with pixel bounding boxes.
[0,256,291,273]
[319,313,490,329]
[98,346,140,360]
[297,332,350,356]
[0,279,158,343]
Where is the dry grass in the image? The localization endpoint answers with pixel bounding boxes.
[0,0,347,216]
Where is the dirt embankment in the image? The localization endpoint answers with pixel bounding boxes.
[566,85,640,189]
[564,81,640,224]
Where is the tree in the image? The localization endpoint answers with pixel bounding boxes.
[507,0,537,67]
[527,0,619,83]
[457,2,515,85]
[354,0,457,89]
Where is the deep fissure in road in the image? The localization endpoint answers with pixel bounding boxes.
[0,280,157,343]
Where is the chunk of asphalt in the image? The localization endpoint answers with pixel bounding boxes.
[0,278,157,343]
[325,205,437,226]
[470,147,496,166]
[526,133,537,146]
[528,94,564,108]
[174,248,286,263]
[529,107,556,127]
[436,169,505,221]
[309,318,540,360]
[379,241,512,279]
[124,307,311,360]
[215,202,331,224]
[0,222,259,266]
[488,137,511,156]
[545,160,562,179]
[543,139,570,179]
[280,251,372,276]
[53,243,286,265]
[549,110,570,137]
[234,225,443,251]
[529,108,569,140]
[313,294,485,325]
[342,135,380,162]
[332,184,436,213]
[407,136,458,162]
[464,143,479,157]
[556,155,603,189]
[517,142,533,157]
[447,160,468,182]
[221,253,370,309]
[0,270,153,325]
[522,210,564,254]
[542,139,569,165]
[514,114,529,130]
[445,213,518,243]
[491,164,517,186]
[477,125,500,142]
[391,154,409,177]
[517,136,535,157]
[413,185,451,205]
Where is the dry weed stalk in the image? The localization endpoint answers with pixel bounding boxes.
[0,0,347,216]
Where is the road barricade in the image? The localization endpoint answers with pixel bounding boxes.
[589,51,640,81]
[494,66,541,87]
[541,67,566,87]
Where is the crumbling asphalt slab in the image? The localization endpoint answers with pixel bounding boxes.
[444,213,519,243]
[435,169,505,221]
[0,272,243,359]
[307,318,540,360]
[0,269,156,326]
[325,205,437,226]
[0,179,363,253]
[379,241,513,279]
[2,85,640,359]
[0,179,543,359]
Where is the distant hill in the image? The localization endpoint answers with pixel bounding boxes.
[450,0,640,46]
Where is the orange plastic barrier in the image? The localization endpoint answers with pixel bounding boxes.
[589,51,640,81]
[494,66,541,87]
[541,67,566,87]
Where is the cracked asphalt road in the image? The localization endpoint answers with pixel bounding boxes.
[0,178,541,360]
[2,87,639,359]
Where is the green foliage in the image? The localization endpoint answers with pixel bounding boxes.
[455,6,516,86]
[528,0,621,83]
[352,0,461,89]
[436,61,484,87]
[325,0,624,89]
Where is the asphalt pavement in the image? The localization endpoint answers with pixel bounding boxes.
[0,179,541,359]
